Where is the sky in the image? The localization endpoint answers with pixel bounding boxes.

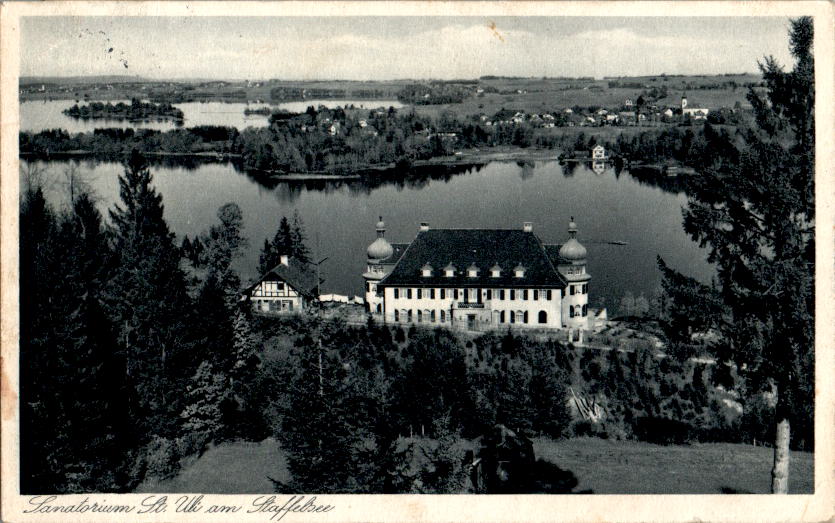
[21,16,797,80]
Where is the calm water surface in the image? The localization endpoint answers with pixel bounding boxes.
[22,159,713,310]
[20,99,404,133]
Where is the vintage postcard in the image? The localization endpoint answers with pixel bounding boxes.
[1,1,833,522]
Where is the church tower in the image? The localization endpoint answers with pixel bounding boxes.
[557,217,592,330]
[364,217,394,316]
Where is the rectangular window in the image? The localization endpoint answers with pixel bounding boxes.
[431,310,436,322]
[394,310,399,322]
[417,310,422,322]
[417,289,422,299]
[500,310,505,323]
[487,289,492,300]
[523,311,528,324]
[454,289,459,300]
[510,290,515,300]
[547,289,553,300]
[510,311,515,324]
[441,310,446,322]
[500,289,505,300]
[394,288,399,299]
[523,289,529,300]
[441,288,446,299]
[407,309,413,322]
[430,289,436,299]
[570,285,575,296]
[407,288,413,299]
[533,290,539,300]
[583,284,588,294]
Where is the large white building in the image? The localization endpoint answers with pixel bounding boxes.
[363,218,592,332]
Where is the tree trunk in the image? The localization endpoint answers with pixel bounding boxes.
[771,414,791,494]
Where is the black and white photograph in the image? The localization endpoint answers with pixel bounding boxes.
[1,2,833,522]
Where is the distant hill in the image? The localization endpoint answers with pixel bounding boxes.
[20,75,155,85]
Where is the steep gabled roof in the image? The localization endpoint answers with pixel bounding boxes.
[244,256,319,298]
[379,229,566,288]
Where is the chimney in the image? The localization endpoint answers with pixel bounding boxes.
[523,222,533,233]
[419,222,430,232]
[280,254,289,266]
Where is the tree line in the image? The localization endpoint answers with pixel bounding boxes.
[19,150,274,493]
[63,98,184,121]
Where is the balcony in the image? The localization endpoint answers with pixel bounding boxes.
[456,302,485,309]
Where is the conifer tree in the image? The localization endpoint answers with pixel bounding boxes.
[20,186,62,492]
[663,17,814,492]
[107,149,193,439]
[290,210,312,264]
[258,216,292,273]
[276,329,358,492]
[21,188,134,492]
[180,361,229,443]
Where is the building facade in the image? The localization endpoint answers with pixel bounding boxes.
[363,219,592,332]
[244,255,319,314]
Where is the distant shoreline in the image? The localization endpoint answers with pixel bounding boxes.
[20,146,561,179]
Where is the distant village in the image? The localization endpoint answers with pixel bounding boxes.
[477,93,713,129]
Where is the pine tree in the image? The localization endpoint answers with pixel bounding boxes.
[258,216,293,274]
[290,210,312,264]
[180,361,229,442]
[21,188,134,493]
[257,238,274,274]
[231,309,259,387]
[20,186,63,492]
[665,18,814,493]
[276,331,357,492]
[107,149,194,440]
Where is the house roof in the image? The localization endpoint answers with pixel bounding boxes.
[379,229,567,288]
[377,243,409,265]
[245,256,319,298]
[543,244,570,266]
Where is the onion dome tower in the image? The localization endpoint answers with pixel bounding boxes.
[364,217,393,315]
[557,217,592,330]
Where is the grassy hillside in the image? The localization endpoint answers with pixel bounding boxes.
[136,436,813,494]
[136,439,289,494]
[533,437,814,494]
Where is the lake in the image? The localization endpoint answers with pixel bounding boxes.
[19,99,405,134]
[21,159,713,312]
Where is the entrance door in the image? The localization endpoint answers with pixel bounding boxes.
[467,314,477,331]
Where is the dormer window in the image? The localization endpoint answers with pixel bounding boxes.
[514,265,526,278]
[421,264,433,277]
[444,263,456,277]
[467,264,479,278]
[490,264,501,278]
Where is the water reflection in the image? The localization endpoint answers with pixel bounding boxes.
[20,99,404,134]
[22,157,712,310]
